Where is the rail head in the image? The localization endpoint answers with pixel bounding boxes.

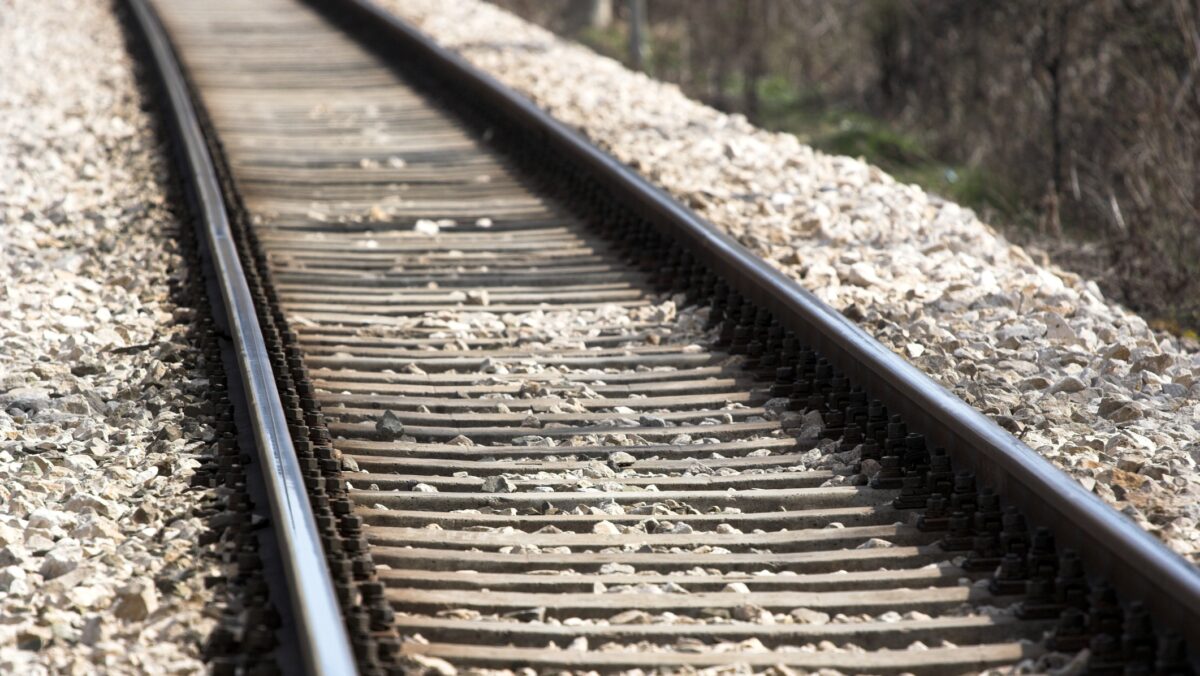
[123,1,358,674]
[322,0,1200,650]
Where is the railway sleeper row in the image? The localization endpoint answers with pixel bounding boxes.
[139,0,1197,673]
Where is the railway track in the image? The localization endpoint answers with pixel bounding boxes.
[125,0,1200,673]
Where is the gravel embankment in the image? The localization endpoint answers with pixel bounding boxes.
[0,0,219,671]
[377,0,1200,564]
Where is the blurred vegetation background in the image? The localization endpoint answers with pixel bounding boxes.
[490,0,1200,336]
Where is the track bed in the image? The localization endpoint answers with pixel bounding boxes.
[138,0,1198,673]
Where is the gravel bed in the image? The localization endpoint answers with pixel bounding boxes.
[0,0,220,671]
[377,0,1200,563]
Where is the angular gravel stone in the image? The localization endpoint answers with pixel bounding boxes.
[609,609,651,625]
[608,451,636,468]
[376,409,406,439]
[0,567,27,594]
[38,545,81,580]
[791,608,832,624]
[112,579,158,622]
[592,521,620,536]
[481,476,516,493]
[1048,376,1087,394]
[638,414,668,428]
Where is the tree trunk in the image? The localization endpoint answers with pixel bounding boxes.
[739,0,766,120]
[1040,2,1071,237]
[628,0,648,72]
[562,0,612,34]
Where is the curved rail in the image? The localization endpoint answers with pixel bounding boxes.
[123,1,358,674]
[316,0,1200,649]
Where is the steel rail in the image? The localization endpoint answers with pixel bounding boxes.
[123,1,359,674]
[316,0,1200,650]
